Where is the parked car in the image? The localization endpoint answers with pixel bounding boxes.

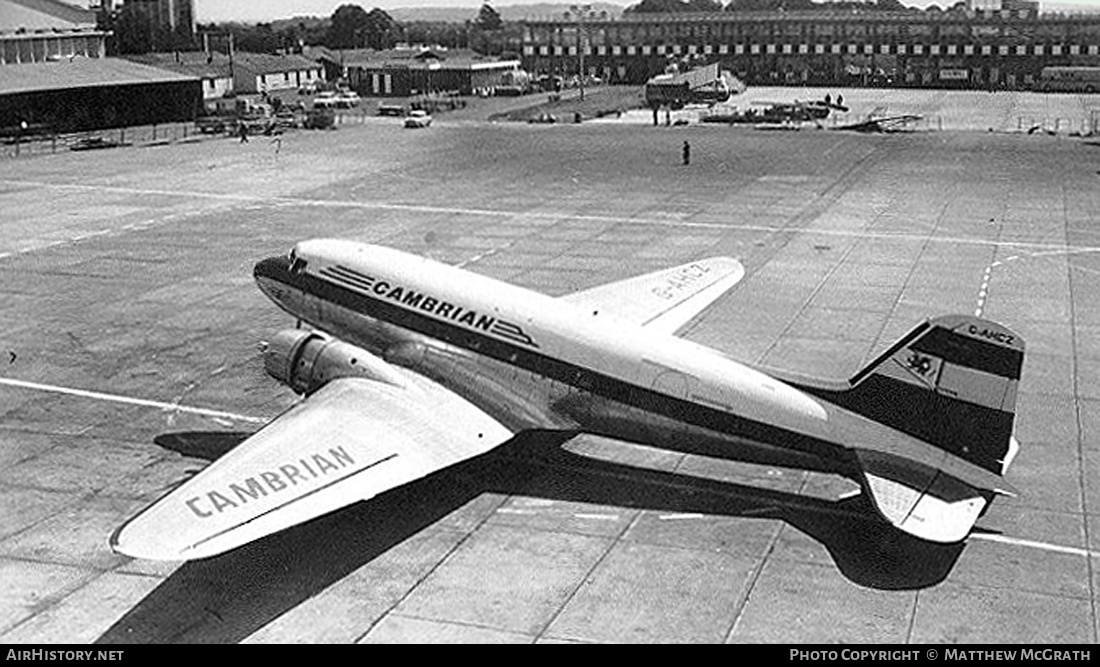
[298,82,319,95]
[334,91,360,108]
[70,135,124,151]
[404,109,432,128]
[312,92,338,109]
[275,109,303,130]
[195,116,229,134]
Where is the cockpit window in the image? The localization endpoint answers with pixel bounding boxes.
[290,257,308,275]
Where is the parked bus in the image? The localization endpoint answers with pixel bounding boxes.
[1035,67,1100,93]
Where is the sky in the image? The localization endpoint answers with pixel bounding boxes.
[192,0,1100,24]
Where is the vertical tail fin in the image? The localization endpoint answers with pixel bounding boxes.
[838,315,1024,475]
[786,314,1025,542]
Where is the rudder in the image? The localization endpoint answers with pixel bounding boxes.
[833,315,1024,476]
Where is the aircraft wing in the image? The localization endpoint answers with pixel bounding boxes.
[561,257,744,336]
[111,376,512,561]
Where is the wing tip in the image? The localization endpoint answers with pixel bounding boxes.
[109,511,193,561]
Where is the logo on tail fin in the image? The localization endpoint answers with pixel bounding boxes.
[902,351,942,388]
[906,351,935,377]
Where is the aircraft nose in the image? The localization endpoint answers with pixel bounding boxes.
[253,256,291,283]
[253,256,295,306]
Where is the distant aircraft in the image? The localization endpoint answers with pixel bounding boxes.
[111,240,1024,560]
[834,116,923,133]
[645,63,741,110]
[834,105,923,133]
[703,97,848,125]
[751,98,850,120]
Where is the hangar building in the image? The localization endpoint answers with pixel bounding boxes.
[0,57,201,133]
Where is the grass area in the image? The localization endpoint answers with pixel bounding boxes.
[487,85,647,122]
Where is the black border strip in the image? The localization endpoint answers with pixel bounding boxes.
[912,327,1023,380]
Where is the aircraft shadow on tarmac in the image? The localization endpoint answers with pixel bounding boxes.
[96,430,966,644]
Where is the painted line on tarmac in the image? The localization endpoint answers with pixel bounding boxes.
[0,377,267,425]
[4,381,1094,559]
[0,207,211,260]
[975,264,994,317]
[971,532,1100,559]
[3,178,1099,257]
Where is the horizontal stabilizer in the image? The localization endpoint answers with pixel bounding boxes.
[562,257,744,336]
[111,376,512,560]
[857,450,989,543]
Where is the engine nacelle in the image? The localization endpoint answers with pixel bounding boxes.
[262,329,406,395]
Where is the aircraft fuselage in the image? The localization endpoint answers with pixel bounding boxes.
[253,241,917,478]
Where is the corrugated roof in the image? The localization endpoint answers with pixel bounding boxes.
[0,57,198,95]
[301,45,339,62]
[0,0,96,29]
[232,52,320,75]
[124,52,233,80]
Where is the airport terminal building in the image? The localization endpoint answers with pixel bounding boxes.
[521,5,1100,89]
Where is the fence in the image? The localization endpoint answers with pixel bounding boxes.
[1015,116,1097,135]
[1,121,210,160]
[824,112,1098,133]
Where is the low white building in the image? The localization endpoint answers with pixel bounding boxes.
[231,52,322,95]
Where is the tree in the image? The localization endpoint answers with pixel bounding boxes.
[232,23,282,53]
[404,21,468,49]
[361,8,400,49]
[686,0,723,11]
[107,3,193,54]
[626,0,695,13]
[103,5,147,55]
[725,0,816,11]
[475,3,503,31]
[326,4,370,49]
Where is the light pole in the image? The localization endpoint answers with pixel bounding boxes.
[566,4,594,102]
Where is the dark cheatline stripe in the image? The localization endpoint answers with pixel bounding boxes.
[798,375,1013,474]
[322,266,375,291]
[254,257,849,463]
[911,326,1023,380]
